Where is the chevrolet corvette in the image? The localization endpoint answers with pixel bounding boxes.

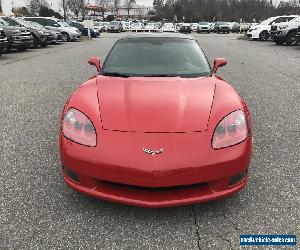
[59,33,252,207]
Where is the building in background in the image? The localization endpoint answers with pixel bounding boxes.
[117,0,152,19]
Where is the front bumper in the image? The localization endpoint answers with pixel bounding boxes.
[247,29,261,39]
[60,130,252,207]
[11,36,33,47]
[270,31,286,42]
[64,169,248,207]
[69,32,81,40]
[0,40,8,50]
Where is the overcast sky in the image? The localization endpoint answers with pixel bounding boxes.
[136,0,153,7]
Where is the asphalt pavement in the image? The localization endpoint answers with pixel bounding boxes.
[0,33,299,250]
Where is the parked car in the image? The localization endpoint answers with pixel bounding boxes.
[102,22,110,32]
[179,23,192,34]
[162,23,176,32]
[0,18,33,52]
[190,23,199,32]
[296,25,300,43]
[93,21,105,32]
[240,23,251,32]
[144,23,157,32]
[0,28,8,56]
[68,21,99,38]
[214,22,230,33]
[231,22,240,33]
[270,16,300,46]
[60,33,252,207]
[247,15,298,41]
[23,17,81,41]
[122,21,131,31]
[1,16,54,48]
[130,22,144,32]
[107,21,123,33]
[27,20,63,44]
[197,22,211,33]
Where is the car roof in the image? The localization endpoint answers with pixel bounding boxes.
[121,33,194,40]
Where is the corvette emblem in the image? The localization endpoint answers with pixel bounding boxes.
[143,148,165,157]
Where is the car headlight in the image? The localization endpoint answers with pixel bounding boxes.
[279,25,288,30]
[62,108,97,147]
[38,30,45,34]
[12,30,20,34]
[212,110,249,149]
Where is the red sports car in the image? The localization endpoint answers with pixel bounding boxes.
[59,33,252,207]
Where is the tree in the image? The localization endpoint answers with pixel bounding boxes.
[124,0,133,17]
[97,0,112,18]
[62,0,67,20]
[28,0,41,16]
[39,5,63,19]
[113,0,121,14]
[67,0,86,18]
[153,0,164,20]
[12,7,30,16]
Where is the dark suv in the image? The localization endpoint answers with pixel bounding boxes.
[297,25,300,43]
[1,17,54,48]
[0,28,8,56]
[107,21,123,33]
[214,22,230,34]
[0,18,33,51]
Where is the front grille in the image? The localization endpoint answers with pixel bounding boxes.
[102,180,207,192]
[271,26,277,31]
[21,30,31,36]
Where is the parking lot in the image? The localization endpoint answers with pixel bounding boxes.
[1,33,299,249]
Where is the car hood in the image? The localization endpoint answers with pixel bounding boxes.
[97,76,216,133]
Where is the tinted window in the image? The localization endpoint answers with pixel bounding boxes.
[102,38,211,78]
[45,19,60,27]
[25,18,46,26]
[2,17,19,26]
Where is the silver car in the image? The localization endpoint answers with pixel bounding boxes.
[23,17,81,41]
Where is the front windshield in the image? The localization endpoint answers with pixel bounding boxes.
[28,21,44,29]
[14,19,31,27]
[110,21,119,25]
[58,21,70,27]
[199,22,209,25]
[2,17,20,26]
[217,22,228,25]
[102,38,211,78]
[260,17,273,25]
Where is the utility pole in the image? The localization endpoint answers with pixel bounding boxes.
[62,0,67,21]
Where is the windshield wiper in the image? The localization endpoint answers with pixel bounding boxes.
[143,74,179,77]
[102,72,130,78]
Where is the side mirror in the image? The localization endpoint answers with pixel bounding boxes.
[212,58,227,74]
[88,56,101,72]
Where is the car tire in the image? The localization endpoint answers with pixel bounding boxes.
[286,31,298,46]
[275,40,284,45]
[17,46,28,51]
[61,32,70,42]
[0,48,3,56]
[33,36,39,49]
[40,42,48,48]
[259,31,269,41]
